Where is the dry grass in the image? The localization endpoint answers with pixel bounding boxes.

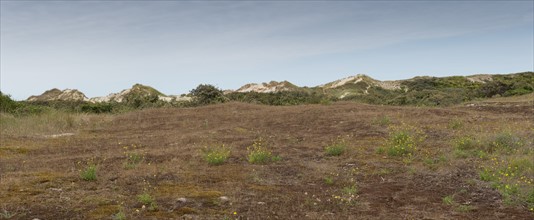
[0,99,533,219]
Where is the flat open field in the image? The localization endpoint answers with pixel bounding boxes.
[1,98,533,219]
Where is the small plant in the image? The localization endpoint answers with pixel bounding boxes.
[137,192,158,211]
[442,195,454,205]
[332,183,359,205]
[271,155,282,162]
[0,209,17,219]
[80,164,97,181]
[373,115,392,127]
[202,144,231,166]
[324,137,347,156]
[124,152,143,169]
[122,144,145,169]
[375,146,385,154]
[112,210,126,220]
[384,124,425,157]
[342,184,358,195]
[324,176,334,185]
[456,204,474,212]
[448,118,463,130]
[453,136,481,158]
[247,138,272,164]
[479,169,496,182]
[488,131,523,153]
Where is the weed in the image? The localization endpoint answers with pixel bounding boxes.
[247,138,273,164]
[324,137,347,156]
[123,144,145,169]
[112,210,126,220]
[375,146,385,154]
[456,204,474,212]
[448,118,463,130]
[332,183,359,205]
[373,115,392,127]
[342,184,358,195]
[271,155,282,162]
[442,195,454,205]
[526,188,534,211]
[488,131,524,153]
[137,192,158,211]
[201,144,231,166]
[384,124,425,157]
[324,176,334,185]
[0,209,16,219]
[80,164,97,181]
[479,169,496,182]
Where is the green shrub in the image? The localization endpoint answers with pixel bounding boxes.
[324,176,334,185]
[324,137,347,156]
[137,192,158,211]
[384,124,425,157]
[442,195,454,205]
[247,139,272,164]
[80,164,97,181]
[190,84,226,105]
[202,145,231,166]
[488,132,524,153]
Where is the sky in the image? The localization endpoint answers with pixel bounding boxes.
[1,1,533,100]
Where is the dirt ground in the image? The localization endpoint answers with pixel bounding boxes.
[1,100,533,219]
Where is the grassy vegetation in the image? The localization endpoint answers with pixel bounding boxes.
[247,139,274,164]
[201,145,231,166]
[1,92,533,218]
[80,164,97,181]
[383,124,426,157]
[324,137,347,156]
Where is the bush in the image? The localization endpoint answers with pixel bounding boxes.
[0,92,19,113]
[384,124,425,157]
[80,164,97,181]
[487,132,524,153]
[324,137,347,156]
[247,139,273,164]
[202,145,231,166]
[190,84,226,105]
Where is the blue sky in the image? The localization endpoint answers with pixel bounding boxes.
[1,1,533,100]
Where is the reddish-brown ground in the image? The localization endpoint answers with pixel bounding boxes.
[1,100,533,219]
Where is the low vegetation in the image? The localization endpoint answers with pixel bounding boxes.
[1,77,533,218]
[201,145,231,166]
[324,137,347,156]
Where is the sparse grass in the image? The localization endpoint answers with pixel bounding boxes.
[0,110,92,136]
[80,164,97,181]
[456,204,474,212]
[442,195,454,205]
[453,136,481,158]
[373,115,392,127]
[112,209,126,220]
[487,131,524,153]
[271,155,282,162]
[123,144,145,169]
[324,137,347,156]
[448,118,464,130]
[247,138,273,164]
[201,144,231,166]
[332,184,359,205]
[324,176,334,185]
[0,209,17,219]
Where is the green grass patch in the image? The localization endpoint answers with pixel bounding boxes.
[247,138,273,164]
[384,124,425,157]
[324,137,347,156]
[202,144,231,166]
[80,164,97,181]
